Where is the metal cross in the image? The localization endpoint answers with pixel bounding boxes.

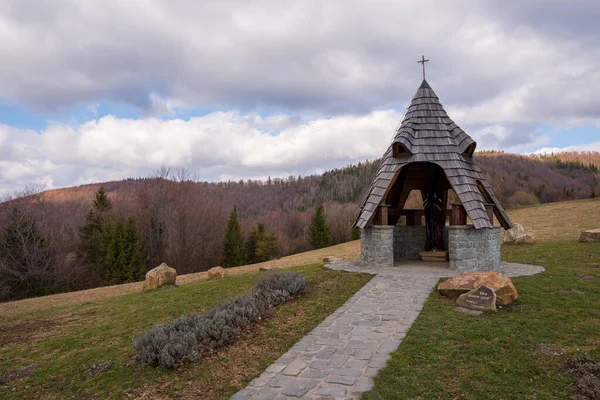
[417,55,430,80]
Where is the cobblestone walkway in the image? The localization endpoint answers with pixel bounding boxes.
[231,261,544,399]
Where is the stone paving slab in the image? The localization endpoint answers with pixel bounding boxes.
[231,261,544,399]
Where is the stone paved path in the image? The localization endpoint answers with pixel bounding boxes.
[231,261,544,399]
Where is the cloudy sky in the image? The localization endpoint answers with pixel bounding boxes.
[1,0,599,195]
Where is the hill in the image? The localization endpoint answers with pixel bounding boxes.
[3,197,598,317]
[0,151,598,301]
[508,197,600,242]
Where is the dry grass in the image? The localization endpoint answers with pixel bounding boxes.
[0,241,360,316]
[507,198,600,242]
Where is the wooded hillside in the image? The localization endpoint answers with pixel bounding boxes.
[0,151,598,301]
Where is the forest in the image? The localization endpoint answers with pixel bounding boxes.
[0,151,598,301]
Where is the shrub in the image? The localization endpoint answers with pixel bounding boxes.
[134,271,307,368]
[209,294,262,327]
[254,271,307,297]
[134,324,199,369]
[194,314,239,352]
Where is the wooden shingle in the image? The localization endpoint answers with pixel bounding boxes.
[354,79,512,230]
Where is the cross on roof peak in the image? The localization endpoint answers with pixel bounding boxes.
[417,55,430,80]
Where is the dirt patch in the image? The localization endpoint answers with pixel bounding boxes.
[573,271,598,281]
[565,356,600,378]
[563,356,600,400]
[0,364,36,385]
[578,263,600,268]
[0,309,97,346]
[0,318,59,346]
[87,360,114,378]
[535,344,567,356]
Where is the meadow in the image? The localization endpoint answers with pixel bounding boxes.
[1,198,599,399]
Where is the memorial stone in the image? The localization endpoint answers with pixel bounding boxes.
[455,286,497,311]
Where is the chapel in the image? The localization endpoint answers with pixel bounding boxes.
[354,60,512,271]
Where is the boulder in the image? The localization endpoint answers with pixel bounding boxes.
[142,263,177,291]
[579,228,600,243]
[438,271,519,306]
[323,256,344,263]
[503,222,535,244]
[455,286,497,311]
[207,266,227,280]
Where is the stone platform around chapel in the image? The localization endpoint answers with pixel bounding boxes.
[231,260,544,399]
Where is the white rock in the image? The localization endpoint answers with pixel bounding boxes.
[142,263,177,291]
[503,222,535,245]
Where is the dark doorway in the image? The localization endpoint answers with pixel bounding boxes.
[385,162,451,251]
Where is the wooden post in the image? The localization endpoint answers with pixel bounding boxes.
[416,210,425,226]
[485,204,494,225]
[379,204,389,225]
[451,204,467,225]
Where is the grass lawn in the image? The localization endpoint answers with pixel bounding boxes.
[0,264,372,399]
[364,241,600,399]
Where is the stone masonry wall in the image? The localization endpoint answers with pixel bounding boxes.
[447,226,501,271]
[360,226,394,267]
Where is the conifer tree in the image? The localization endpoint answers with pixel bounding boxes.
[308,202,331,249]
[92,186,112,213]
[246,223,265,264]
[222,206,246,267]
[247,223,279,263]
[255,230,279,262]
[78,187,113,274]
[78,188,146,284]
[102,215,146,284]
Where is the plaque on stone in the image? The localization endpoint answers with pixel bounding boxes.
[455,286,497,311]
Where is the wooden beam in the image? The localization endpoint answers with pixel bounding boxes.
[379,204,389,225]
[451,204,467,225]
[388,208,451,217]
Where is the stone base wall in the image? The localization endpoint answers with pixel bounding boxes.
[447,226,501,271]
[360,226,394,267]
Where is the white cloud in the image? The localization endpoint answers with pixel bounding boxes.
[1,0,599,121]
[3,106,593,195]
[532,142,600,155]
[0,111,400,194]
[1,1,600,194]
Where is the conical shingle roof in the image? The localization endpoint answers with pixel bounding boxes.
[355,80,512,230]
